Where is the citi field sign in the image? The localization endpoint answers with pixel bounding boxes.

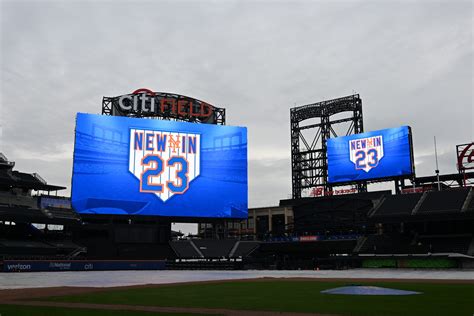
[111,88,215,120]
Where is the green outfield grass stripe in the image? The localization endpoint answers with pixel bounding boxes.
[43,280,474,316]
[0,304,207,316]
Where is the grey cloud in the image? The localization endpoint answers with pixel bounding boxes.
[249,157,292,207]
[0,0,472,212]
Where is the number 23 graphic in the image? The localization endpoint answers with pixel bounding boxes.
[140,155,189,194]
[355,149,379,169]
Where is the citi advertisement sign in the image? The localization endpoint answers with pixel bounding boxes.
[112,88,215,120]
[457,142,474,171]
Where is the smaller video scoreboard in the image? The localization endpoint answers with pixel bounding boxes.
[327,126,414,184]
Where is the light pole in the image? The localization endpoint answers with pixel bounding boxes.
[434,136,441,191]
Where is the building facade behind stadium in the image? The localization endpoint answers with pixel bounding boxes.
[1,91,474,272]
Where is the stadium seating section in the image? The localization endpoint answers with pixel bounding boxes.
[417,235,472,254]
[169,240,261,259]
[357,234,427,254]
[259,239,357,256]
[358,234,473,255]
[372,193,422,216]
[417,188,470,214]
[0,205,48,222]
[370,188,473,217]
[230,241,260,258]
[169,240,203,258]
[192,239,237,258]
[43,207,81,221]
[0,239,57,256]
[362,258,458,269]
[466,193,474,211]
[0,191,38,208]
[0,238,86,258]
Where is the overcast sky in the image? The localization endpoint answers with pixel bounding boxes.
[1,0,472,233]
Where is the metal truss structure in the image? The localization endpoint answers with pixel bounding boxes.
[290,94,365,199]
[102,92,226,125]
[396,171,474,193]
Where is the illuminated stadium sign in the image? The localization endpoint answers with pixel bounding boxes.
[327,126,414,183]
[71,113,248,218]
[103,88,224,124]
[457,142,474,171]
[117,89,213,118]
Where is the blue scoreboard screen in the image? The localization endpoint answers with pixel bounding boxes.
[327,126,414,184]
[71,113,248,218]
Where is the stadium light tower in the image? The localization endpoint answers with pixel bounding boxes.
[290,94,365,199]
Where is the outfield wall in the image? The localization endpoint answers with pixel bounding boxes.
[2,260,166,272]
[362,258,459,269]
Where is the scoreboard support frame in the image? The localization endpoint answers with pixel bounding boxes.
[290,94,365,199]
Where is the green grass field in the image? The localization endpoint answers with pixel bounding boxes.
[0,305,206,316]
[39,280,474,316]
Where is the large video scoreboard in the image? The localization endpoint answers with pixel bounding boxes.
[71,113,248,218]
[327,126,414,184]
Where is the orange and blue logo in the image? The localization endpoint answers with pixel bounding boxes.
[129,129,200,202]
[349,135,384,172]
